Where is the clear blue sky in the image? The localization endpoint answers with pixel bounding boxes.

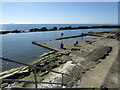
[1,2,118,24]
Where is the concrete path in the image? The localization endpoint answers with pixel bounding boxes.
[77,40,118,88]
[32,41,63,52]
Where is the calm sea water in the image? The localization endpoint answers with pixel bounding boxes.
[0,24,119,71]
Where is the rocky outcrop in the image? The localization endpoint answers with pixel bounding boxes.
[87,46,112,62]
[105,31,120,41]
[1,51,72,89]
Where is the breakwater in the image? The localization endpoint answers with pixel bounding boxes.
[32,41,63,52]
[56,33,89,40]
[55,32,103,40]
[1,25,120,34]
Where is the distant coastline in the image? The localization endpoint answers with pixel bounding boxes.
[0,25,120,34]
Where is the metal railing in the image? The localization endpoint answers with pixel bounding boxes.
[0,57,80,89]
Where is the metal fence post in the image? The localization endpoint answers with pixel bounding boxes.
[61,73,64,87]
[34,65,37,89]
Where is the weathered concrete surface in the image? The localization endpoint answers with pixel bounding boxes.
[77,47,118,88]
[86,46,112,62]
[102,40,120,88]
[32,41,63,52]
[75,38,118,88]
[102,55,118,88]
[56,33,89,40]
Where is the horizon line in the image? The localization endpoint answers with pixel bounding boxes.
[0,23,118,24]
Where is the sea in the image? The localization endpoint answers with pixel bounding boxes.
[0,24,119,71]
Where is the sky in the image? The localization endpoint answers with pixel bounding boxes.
[1,2,118,24]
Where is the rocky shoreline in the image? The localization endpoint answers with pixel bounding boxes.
[1,25,120,34]
[1,30,119,89]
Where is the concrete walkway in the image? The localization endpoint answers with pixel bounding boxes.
[77,41,118,88]
[32,41,63,52]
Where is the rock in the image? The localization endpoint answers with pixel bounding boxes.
[39,63,46,66]
[106,32,120,40]
[41,51,55,57]
[60,55,71,61]
[71,47,81,51]
[1,83,8,88]
[85,40,94,44]
[71,54,85,64]
[21,66,29,71]
[98,37,104,40]
[18,69,29,74]
[60,50,71,55]
[115,32,120,41]
[2,70,31,80]
[12,82,25,87]
[106,35,116,39]
[1,70,20,79]
[87,46,112,62]
[37,77,44,81]
[85,40,90,42]
[43,65,52,71]
[62,65,82,87]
